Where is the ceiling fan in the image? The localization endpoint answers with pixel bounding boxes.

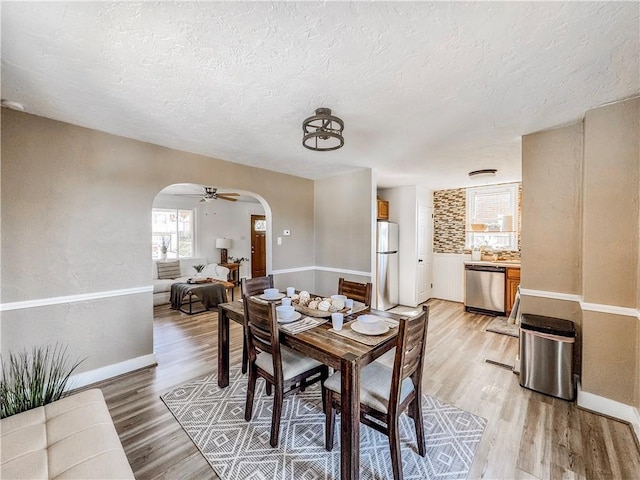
[193,186,240,202]
[200,186,240,202]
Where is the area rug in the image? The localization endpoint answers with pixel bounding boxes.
[161,368,486,479]
[486,316,519,337]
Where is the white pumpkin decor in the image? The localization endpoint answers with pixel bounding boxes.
[299,291,311,302]
[318,300,331,311]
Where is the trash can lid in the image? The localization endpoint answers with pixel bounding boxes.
[520,314,576,337]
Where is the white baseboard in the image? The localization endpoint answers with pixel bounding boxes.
[577,383,640,445]
[69,353,157,389]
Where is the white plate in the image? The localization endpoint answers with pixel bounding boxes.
[277,311,302,324]
[357,314,384,324]
[351,320,390,336]
[259,293,286,301]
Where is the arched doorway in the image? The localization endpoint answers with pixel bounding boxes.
[152,183,271,284]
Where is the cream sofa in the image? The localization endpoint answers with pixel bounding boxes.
[152,257,230,306]
[0,389,134,479]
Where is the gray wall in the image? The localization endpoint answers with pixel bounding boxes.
[581,98,639,406]
[1,109,330,377]
[521,97,639,408]
[313,170,373,296]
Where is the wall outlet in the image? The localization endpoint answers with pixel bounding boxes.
[277,237,282,245]
[283,229,291,236]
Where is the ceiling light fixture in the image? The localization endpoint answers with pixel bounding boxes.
[468,169,497,178]
[1,99,25,111]
[302,108,344,151]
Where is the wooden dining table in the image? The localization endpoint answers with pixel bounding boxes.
[217,298,406,480]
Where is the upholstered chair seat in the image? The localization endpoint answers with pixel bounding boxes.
[323,362,414,414]
[256,346,325,381]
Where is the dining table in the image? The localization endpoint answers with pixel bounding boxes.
[217,296,407,480]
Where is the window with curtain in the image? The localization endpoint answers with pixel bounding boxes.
[152,208,194,258]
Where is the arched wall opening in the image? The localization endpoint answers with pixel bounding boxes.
[151,182,273,287]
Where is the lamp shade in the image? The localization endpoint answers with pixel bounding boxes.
[215,238,232,249]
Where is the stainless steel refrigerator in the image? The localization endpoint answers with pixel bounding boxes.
[376,221,399,310]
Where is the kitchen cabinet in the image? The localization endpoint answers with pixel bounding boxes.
[377,198,389,220]
[506,267,520,315]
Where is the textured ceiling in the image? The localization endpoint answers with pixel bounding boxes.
[2,2,638,190]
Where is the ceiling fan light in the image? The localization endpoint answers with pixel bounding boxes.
[302,108,344,151]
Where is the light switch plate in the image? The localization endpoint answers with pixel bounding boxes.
[277,237,282,245]
[283,229,291,236]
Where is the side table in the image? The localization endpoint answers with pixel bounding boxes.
[220,262,240,286]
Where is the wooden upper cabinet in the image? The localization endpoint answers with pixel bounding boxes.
[506,267,521,315]
[377,199,389,220]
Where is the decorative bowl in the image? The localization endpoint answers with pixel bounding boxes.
[264,288,279,298]
[276,305,295,320]
[470,223,488,232]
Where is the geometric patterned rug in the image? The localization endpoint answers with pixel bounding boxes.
[161,368,486,479]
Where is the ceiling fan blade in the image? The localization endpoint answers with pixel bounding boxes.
[218,192,240,196]
[218,195,238,202]
[199,198,206,202]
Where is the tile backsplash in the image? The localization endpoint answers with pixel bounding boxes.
[433,183,522,259]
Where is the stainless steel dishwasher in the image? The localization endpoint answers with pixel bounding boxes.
[464,264,506,315]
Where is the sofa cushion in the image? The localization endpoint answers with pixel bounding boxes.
[0,389,134,479]
[153,277,190,294]
[157,260,181,279]
[203,263,229,278]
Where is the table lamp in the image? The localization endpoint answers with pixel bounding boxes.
[215,238,232,263]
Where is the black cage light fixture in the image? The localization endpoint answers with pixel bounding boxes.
[302,108,344,151]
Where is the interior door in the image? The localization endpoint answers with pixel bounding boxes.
[416,202,433,304]
[251,215,266,278]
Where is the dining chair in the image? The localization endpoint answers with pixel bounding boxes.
[322,305,429,480]
[337,277,373,306]
[241,274,275,297]
[238,275,275,372]
[243,296,329,447]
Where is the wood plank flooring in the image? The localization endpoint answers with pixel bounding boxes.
[89,297,640,479]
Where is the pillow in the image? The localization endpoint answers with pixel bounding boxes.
[157,260,181,280]
[202,263,219,277]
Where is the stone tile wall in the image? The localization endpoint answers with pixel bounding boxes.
[433,183,522,259]
[433,188,466,254]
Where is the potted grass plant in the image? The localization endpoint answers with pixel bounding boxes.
[0,343,84,419]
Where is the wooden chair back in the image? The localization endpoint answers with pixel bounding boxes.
[243,296,282,381]
[241,275,275,298]
[389,305,429,409]
[337,278,372,306]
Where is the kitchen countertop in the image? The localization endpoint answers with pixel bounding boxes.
[464,260,521,268]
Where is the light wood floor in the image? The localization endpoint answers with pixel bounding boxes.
[90,296,640,479]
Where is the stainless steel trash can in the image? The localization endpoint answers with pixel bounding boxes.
[519,314,575,401]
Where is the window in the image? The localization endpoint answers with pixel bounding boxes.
[253,218,267,231]
[152,208,194,259]
[466,184,518,251]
